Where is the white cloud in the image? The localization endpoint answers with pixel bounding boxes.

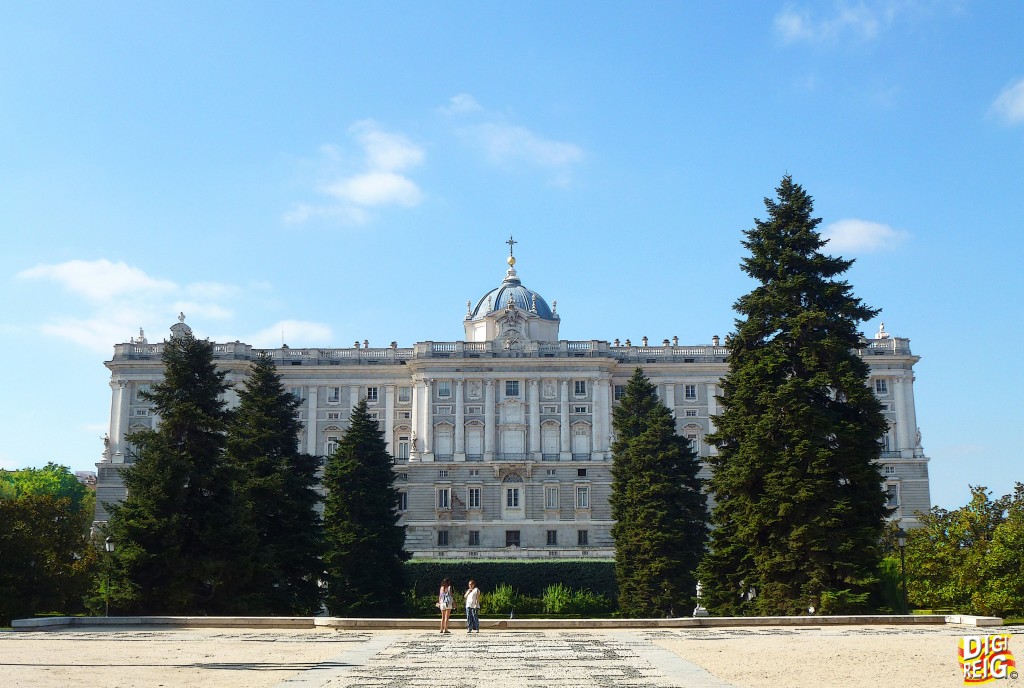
[244,320,334,349]
[775,2,887,44]
[350,120,424,172]
[16,259,177,302]
[439,93,483,116]
[285,120,425,226]
[992,77,1024,125]
[323,171,423,207]
[443,94,585,185]
[822,218,908,252]
[17,259,251,352]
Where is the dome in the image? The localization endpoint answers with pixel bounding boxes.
[468,261,555,321]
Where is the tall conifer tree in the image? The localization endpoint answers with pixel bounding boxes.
[699,176,889,615]
[104,330,255,614]
[226,355,324,615]
[322,398,408,616]
[611,368,707,617]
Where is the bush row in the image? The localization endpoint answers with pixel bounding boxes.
[404,582,616,618]
[404,560,617,599]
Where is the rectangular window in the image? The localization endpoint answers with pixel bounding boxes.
[542,405,558,414]
[875,379,888,394]
[398,386,412,403]
[437,530,449,547]
[366,386,379,402]
[467,405,483,415]
[505,380,520,397]
[397,437,410,460]
[397,492,408,512]
[577,530,589,546]
[397,472,407,482]
[684,384,697,401]
[573,405,589,414]
[574,380,587,396]
[885,484,900,507]
[684,409,698,417]
[468,531,480,547]
[327,411,342,420]
[327,387,341,403]
[505,530,521,547]
[437,488,451,510]
[397,410,411,419]
[576,485,590,509]
[547,530,558,546]
[367,411,380,422]
[613,384,625,401]
[686,433,699,452]
[468,487,481,509]
[546,469,557,476]
[545,485,559,509]
[469,469,479,476]
[326,436,340,456]
[288,386,303,400]
[506,487,520,508]
[135,383,151,401]
[435,405,453,414]
[884,465,897,475]
[437,381,452,398]
[577,468,587,477]
[133,408,149,417]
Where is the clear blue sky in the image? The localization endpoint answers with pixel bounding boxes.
[2,2,1022,511]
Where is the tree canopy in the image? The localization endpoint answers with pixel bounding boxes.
[610,368,707,617]
[699,176,890,615]
[226,355,324,615]
[0,464,96,625]
[322,398,409,616]
[103,330,256,614]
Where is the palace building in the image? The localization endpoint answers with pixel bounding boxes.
[94,245,931,557]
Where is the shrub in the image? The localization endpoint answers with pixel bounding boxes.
[542,583,572,614]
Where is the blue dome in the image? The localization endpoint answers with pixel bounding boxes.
[469,266,555,321]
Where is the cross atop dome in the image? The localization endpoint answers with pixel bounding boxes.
[506,234,517,266]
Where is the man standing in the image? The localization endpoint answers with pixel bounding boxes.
[464,580,481,633]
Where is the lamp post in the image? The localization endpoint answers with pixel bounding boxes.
[896,527,908,614]
[104,537,114,617]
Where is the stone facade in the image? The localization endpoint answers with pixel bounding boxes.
[94,250,931,558]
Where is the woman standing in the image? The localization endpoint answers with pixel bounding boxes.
[438,578,453,634]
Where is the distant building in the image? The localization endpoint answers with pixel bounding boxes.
[94,244,931,557]
[74,471,97,490]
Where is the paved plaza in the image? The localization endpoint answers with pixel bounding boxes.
[2,624,1020,687]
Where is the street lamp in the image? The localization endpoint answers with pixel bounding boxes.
[104,537,114,618]
[896,527,908,615]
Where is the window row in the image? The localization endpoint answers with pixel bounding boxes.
[435,529,591,548]
[408,485,592,512]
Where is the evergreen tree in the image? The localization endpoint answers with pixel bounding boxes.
[226,355,324,615]
[104,330,256,614]
[322,398,409,616]
[610,368,707,617]
[699,175,889,615]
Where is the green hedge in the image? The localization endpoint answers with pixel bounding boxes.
[404,560,618,599]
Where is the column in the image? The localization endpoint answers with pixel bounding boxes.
[663,382,675,411]
[348,385,360,416]
[529,379,541,460]
[423,379,434,462]
[410,378,421,460]
[110,380,128,463]
[592,379,608,460]
[306,385,318,456]
[904,374,919,450]
[893,373,916,456]
[706,382,718,436]
[385,385,396,457]
[559,379,570,461]
[484,379,496,461]
[454,380,466,461]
